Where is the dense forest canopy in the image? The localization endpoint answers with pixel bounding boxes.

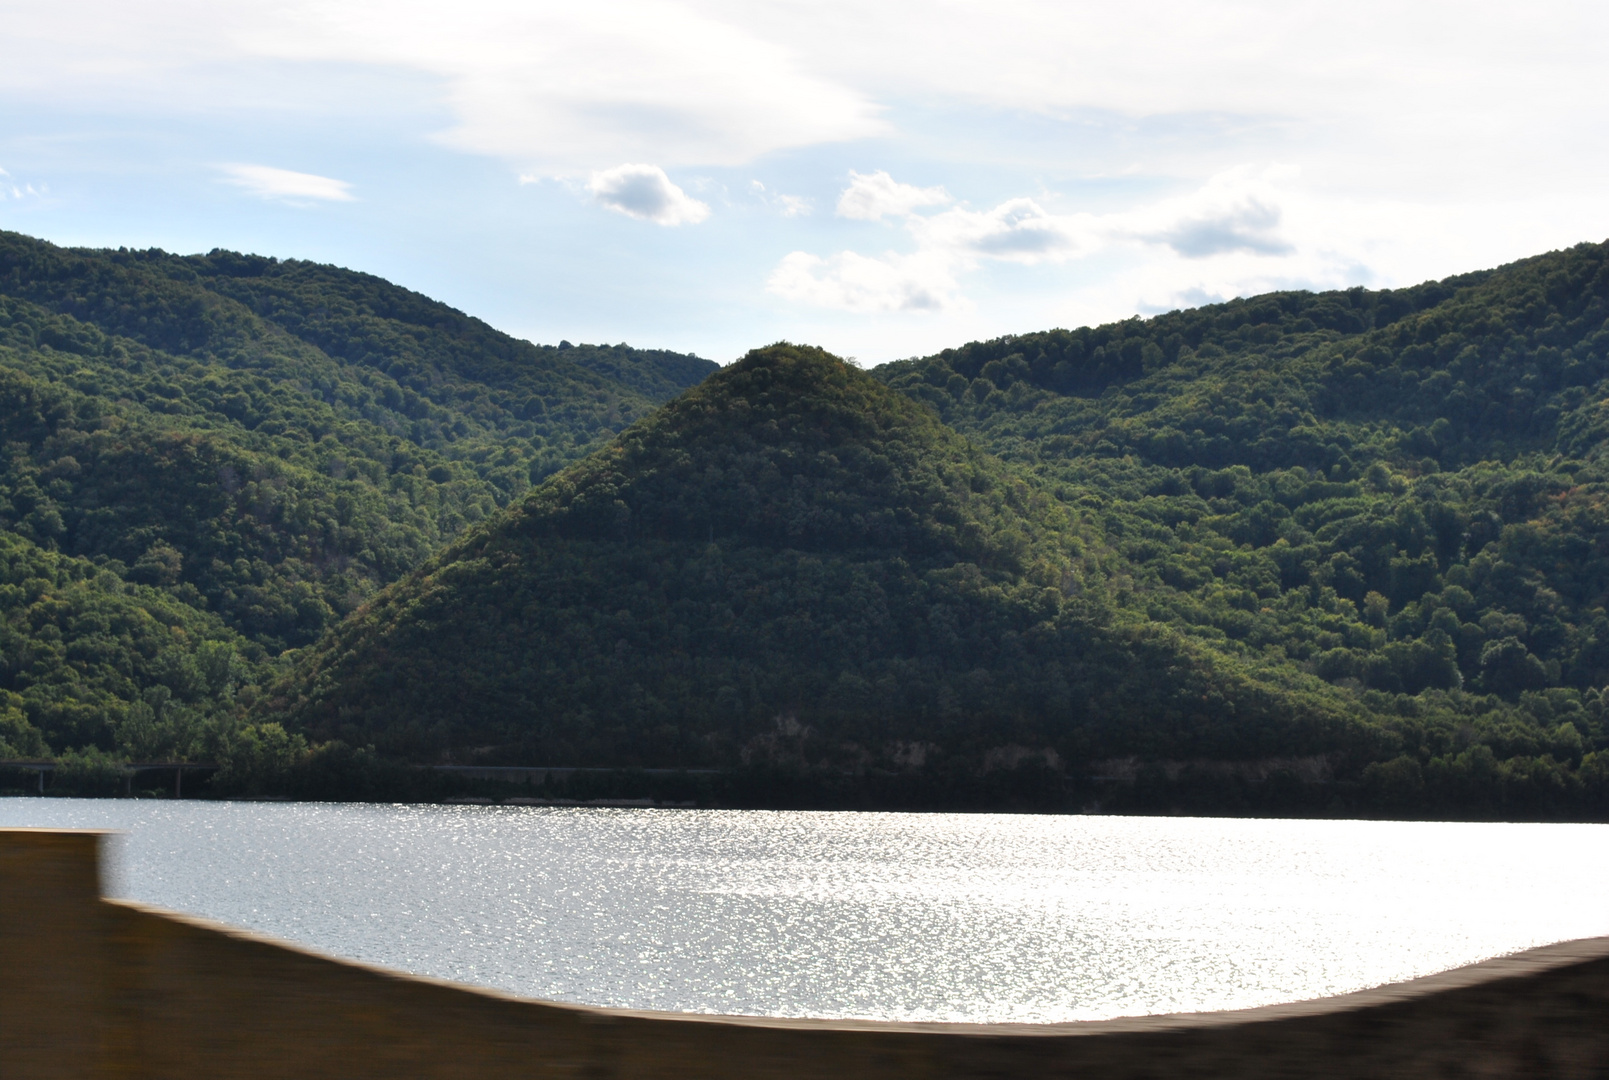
[2,226,1607,816]
[869,241,1609,812]
[270,344,1355,775]
[0,230,713,776]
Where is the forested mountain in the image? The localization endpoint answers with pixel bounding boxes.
[269,343,1358,777]
[0,230,714,770]
[2,226,1606,818]
[872,240,1609,812]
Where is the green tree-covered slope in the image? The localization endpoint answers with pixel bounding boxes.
[268,344,1357,776]
[4,224,1607,816]
[874,240,1609,809]
[0,232,717,488]
[0,528,253,759]
[0,230,714,765]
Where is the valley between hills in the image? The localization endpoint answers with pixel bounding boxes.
[2,228,1608,819]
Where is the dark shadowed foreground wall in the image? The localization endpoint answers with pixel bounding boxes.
[3,829,1607,1079]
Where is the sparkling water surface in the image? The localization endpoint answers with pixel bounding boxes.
[3,798,1606,1023]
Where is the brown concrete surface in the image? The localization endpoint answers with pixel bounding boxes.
[2,827,1607,1079]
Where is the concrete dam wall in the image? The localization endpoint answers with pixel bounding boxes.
[2,827,1607,1079]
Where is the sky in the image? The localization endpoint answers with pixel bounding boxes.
[2,1,1607,365]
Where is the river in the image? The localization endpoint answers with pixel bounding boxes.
[3,798,1605,1023]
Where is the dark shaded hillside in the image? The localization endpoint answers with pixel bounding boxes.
[269,345,1360,776]
[875,241,1609,811]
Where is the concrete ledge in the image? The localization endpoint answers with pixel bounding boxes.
[3,828,1607,1078]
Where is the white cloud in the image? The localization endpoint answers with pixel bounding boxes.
[751,180,812,217]
[1121,164,1299,258]
[4,0,1609,362]
[915,198,1095,263]
[1,0,1606,195]
[1153,198,1291,258]
[3,1,1605,203]
[701,1,1609,198]
[836,170,949,221]
[1050,166,1567,324]
[253,1,886,172]
[774,171,1098,313]
[773,165,1316,313]
[588,163,710,225]
[0,2,887,171]
[0,164,45,201]
[768,249,958,313]
[218,163,354,203]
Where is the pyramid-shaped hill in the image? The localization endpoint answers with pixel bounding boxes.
[270,344,1357,775]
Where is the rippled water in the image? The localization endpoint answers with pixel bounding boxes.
[3,798,1606,1022]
